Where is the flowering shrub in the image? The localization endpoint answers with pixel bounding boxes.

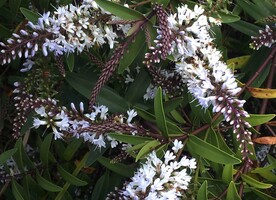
[0,0,275,199]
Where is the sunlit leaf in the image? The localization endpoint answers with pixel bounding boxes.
[246,114,275,126]
[247,87,276,99]
[136,140,160,161]
[227,55,250,69]
[241,174,273,189]
[108,133,154,145]
[222,165,233,184]
[197,181,208,200]
[226,181,241,200]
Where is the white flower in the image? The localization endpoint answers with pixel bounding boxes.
[127,109,137,124]
[21,59,35,72]
[33,118,48,128]
[172,140,184,153]
[52,126,64,140]
[35,106,47,117]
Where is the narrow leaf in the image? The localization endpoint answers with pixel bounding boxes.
[20,8,40,23]
[40,134,52,166]
[12,180,25,200]
[227,55,250,69]
[246,114,275,126]
[226,181,241,200]
[222,165,233,184]
[95,0,144,20]
[66,53,74,72]
[63,139,83,161]
[248,87,276,99]
[228,20,261,36]
[0,148,18,165]
[136,140,160,161]
[197,181,208,200]
[187,135,241,164]
[241,174,273,189]
[251,188,276,200]
[108,133,153,145]
[97,156,135,177]
[154,87,168,137]
[57,166,88,186]
[36,171,63,192]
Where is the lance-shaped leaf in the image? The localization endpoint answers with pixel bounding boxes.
[57,166,88,186]
[241,174,273,189]
[246,114,275,126]
[136,140,160,161]
[108,133,154,145]
[20,8,40,23]
[0,148,17,165]
[222,165,233,184]
[12,180,26,200]
[36,171,63,192]
[63,139,83,161]
[66,53,74,72]
[154,87,168,137]
[248,87,276,99]
[197,181,208,200]
[250,188,276,200]
[95,0,144,20]
[97,156,135,177]
[226,181,241,200]
[187,135,241,165]
[40,134,52,166]
[227,55,250,69]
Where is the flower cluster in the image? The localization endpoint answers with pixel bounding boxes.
[107,140,196,199]
[149,4,253,160]
[250,25,276,50]
[0,0,130,65]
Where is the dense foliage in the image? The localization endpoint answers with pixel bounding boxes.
[0,0,275,199]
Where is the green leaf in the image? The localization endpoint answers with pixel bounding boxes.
[66,54,74,72]
[63,139,83,161]
[20,8,40,23]
[36,171,63,192]
[40,134,52,166]
[136,140,161,161]
[118,32,145,74]
[251,161,276,174]
[213,11,240,23]
[222,165,233,184]
[66,72,128,113]
[241,174,273,189]
[86,145,107,166]
[154,87,168,137]
[187,135,241,165]
[236,0,266,21]
[227,55,251,69]
[57,166,88,186]
[226,181,241,200]
[250,188,276,200]
[163,97,184,114]
[197,180,208,200]
[97,156,135,177]
[228,20,261,36]
[95,0,144,20]
[12,180,25,200]
[108,133,153,145]
[13,139,25,171]
[91,172,109,200]
[246,114,275,126]
[0,148,18,165]
[124,69,151,103]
